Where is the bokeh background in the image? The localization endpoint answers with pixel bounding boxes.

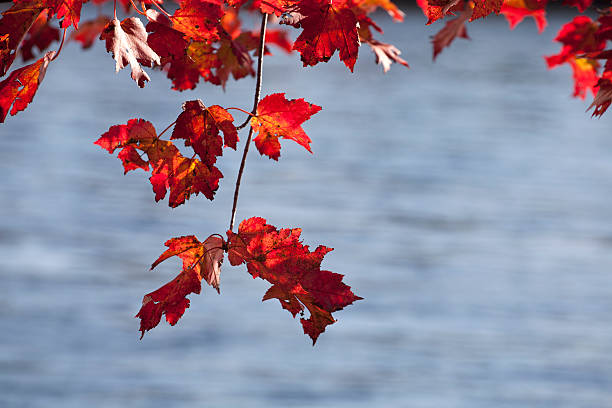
[2,5,612,407]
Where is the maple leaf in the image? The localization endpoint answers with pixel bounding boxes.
[214,34,256,87]
[170,0,224,42]
[0,50,55,123]
[432,5,472,60]
[146,10,212,91]
[364,39,409,72]
[416,0,463,25]
[171,99,238,164]
[500,0,547,34]
[351,0,405,21]
[20,10,60,62]
[100,17,161,88]
[71,15,111,49]
[545,16,604,68]
[569,57,599,99]
[253,0,290,15]
[95,118,224,206]
[136,234,224,338]
[287,0,360,71]
[250,93,322,160]
[13,0,87,29]
[227,217,361,344]
[562,0,592,12]
[470,0,503,21]
[0,3,44,76]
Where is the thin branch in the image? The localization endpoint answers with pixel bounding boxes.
[229,13,268,232]
[50,28,68,61]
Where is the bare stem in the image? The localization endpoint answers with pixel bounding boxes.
[229,13,268,232]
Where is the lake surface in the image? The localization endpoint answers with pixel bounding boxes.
[1,7,612,408]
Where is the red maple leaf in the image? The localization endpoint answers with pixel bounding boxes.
[288,0,360,71]
[351,0,405,22]
[227,217,361,344]
[20,10,60,62]
[250,93,321,161]
[0,50,55,123]
[13,0,87,29]
[100,17,161,88]
[95,118,224,206]
[170,0,224,42]
[500,1,547,34]
[416,0,463,25]
[545,16,604,68]
[136,234,225,338]
[562,0,592,12]
[0,3,44,76]
[171,99,238,164]
[432,6,472,60]
[71,15,111,49]
[569,57,599,99]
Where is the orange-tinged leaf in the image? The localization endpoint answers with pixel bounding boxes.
[100,17,161,88]
[569,57,599,99]
[289,0,360,71]
[351,0,405,22]
[170,0,224,42]
[227,217,361,344]
[0,50,54,123]
[250,93,321,161]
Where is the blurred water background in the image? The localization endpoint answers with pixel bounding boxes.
[1,5,612,407]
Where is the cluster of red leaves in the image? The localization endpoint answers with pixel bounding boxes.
[137,217,361,344]
[94,93,319,206]
[546,12,612,115]
[1,0,610,344]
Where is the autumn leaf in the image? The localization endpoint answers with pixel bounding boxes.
[569,57,599,99]
[136,234,224,338]
[351,0,405,22]
[13,0,87,29]
[227,217,361,344]
[416,0,462,25]
[95,118,224,206]
[0,3,44,76]
[71,15,111,49]
[364,39,409,72]
[100,17,161,88]
[545,16,604,68]
[562,0,592,12]
[432,5,472,60]
[250,93,321,160]
[170,0,224,42]
[171,99,238,163]
[0,50,55,123]
[20,10,60,62]
[500,0,547,34]
[146,10,215,91]
[286,0,360,71]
